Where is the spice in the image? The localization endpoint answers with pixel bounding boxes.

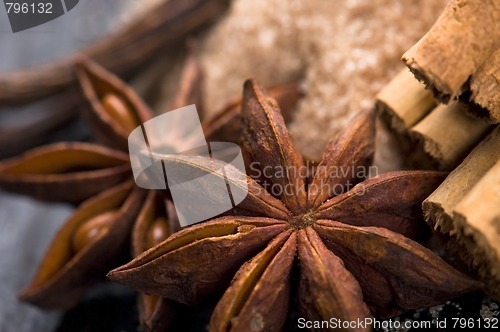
[403,0,500,122]
[423,126,500,299]
[0,53,302,330]
[0,53,201,317]
[132,192,178,331]
[376,69,437,129]
[376,69,492,170]
[109,80,478,330]
[203,83,303,143]
[18,181,144,308]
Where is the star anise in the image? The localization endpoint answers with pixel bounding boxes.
[0,52,301,330]
[0,53,202,330]
[108,80,480,331]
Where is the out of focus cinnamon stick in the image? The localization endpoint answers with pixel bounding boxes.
[376,69,491,170]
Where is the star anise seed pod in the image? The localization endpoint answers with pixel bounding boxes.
[0,52,301,330]
[0,49,205,320]
[132,191,181,331]
[0,53,201,314]
[108,80,480,332]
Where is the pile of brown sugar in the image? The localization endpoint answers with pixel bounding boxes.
[200,0,448,163]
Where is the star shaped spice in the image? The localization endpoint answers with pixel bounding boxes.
[108,80,480,331]
[0,54,202,329]
[0,52,301,330]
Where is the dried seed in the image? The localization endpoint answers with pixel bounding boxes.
[210,230,295,332]
[108,217,288,304]
[72,211,117,253]
[146,217,170,249]
[101,93,137,133]
[19,182,145,309]
[75,57,152,150]
[131,192,177,331]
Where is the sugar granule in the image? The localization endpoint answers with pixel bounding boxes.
[201,0,447,161]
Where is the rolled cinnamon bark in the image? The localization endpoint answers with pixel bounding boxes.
[402,0,500,123]
[377,69,436,131]
[409,103,490,170]
[423,126,500,298]
[376,69,491,170]
[467,48,500,121]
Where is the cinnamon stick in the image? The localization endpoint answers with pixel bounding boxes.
[409,102,490,170]
[467,48,500,121]
[423,126,500,297]
[376,69,436,130]
[402,0,500,123]
[377,70,491,170]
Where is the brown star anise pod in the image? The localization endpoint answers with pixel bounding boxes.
[0,50,301,330]
[109,80,480,331]
[0,53,201,330]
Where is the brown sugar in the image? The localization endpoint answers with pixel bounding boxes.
[201,0,448,160]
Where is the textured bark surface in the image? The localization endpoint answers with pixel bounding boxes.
[376,69,437,130]
[468,48,500,121]
[377,70,492,171]
[403,0,500,122]
[424,126,500,299]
